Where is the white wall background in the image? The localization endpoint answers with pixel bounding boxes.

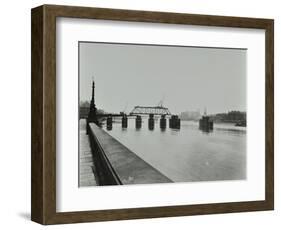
[0,0,279,229]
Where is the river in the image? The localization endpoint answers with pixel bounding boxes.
[99,117,246,183]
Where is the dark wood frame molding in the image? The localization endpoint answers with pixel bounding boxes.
[31,4,274,225]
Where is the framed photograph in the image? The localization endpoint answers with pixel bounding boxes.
[31,4,274,224]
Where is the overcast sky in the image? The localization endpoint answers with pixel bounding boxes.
[79,42,246,115]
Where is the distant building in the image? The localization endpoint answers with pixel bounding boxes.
[180,110,201,121]
[211,111,246,124]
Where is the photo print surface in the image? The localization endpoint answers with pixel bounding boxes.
[78,42,247,187]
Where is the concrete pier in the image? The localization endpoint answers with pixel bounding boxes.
[106,116,112,130]
[135,115,142,129]
[199,116,213,132]
[160,115,167,129]
[122,114,128,128]
[169,115,181,129]
[148,114,154,130]
[88,123,172,185]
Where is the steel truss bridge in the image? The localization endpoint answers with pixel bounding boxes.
[130,106,171,116]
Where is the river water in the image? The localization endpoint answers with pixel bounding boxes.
[101,118,246,183]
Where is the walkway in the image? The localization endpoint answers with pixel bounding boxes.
[79,119,98,187]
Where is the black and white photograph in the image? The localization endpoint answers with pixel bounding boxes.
[78,42,247,187]
[28,2,274,225]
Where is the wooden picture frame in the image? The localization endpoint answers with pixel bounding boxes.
[31,4,274,225]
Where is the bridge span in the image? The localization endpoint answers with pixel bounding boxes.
[130,106,171,116]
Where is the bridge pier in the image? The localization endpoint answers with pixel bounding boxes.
[169,115,181,129]
[106,116,112,130]
[135,115,142,129]
[199,116,213,132]
[160,115,167,129]
[122,114,128,128]
[148,114,154,130]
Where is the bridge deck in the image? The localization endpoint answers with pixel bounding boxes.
[89,123,172,185]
